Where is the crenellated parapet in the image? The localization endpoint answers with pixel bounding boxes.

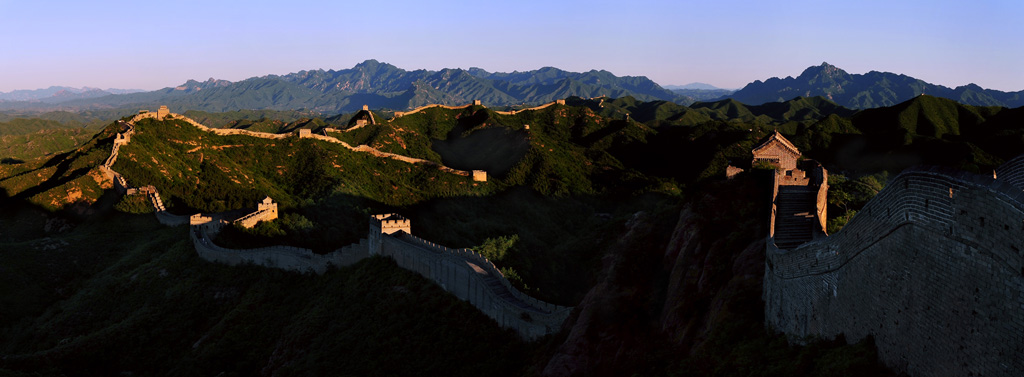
[372,213,411,235]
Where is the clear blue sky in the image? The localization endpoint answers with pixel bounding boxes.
[1,0,1021,92]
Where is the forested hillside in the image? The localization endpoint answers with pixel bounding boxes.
[1,95,1021,376]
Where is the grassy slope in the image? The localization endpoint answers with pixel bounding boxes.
[0,121,118,212]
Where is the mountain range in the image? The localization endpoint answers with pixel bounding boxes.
[7,60,684,113]
[0,86,143,103]
[1,61,1022,114]
[730,62,1024,109]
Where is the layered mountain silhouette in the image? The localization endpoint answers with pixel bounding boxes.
[8,60,684,113]
[2,61,1021,114]
[0,86,143,104]
[728,62,1024,109]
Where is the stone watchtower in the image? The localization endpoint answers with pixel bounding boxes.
[368,213,411,256]
[751,131,800,171]
[258,196,278,218]
[351,105,376,127]
[752,131,829,248]
[156,105,170,119]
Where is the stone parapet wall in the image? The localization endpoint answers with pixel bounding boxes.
[995,154,1024,192]
[234,209,272,228]
[765,166,1024,376]
[155,210,189,226]
[191,226,369,274]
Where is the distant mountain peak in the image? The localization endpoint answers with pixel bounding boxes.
[353,59,395,70]
[798,62,848,81]
[729,63,1024,109]
[665,82,725,90]
[175,78,231,92]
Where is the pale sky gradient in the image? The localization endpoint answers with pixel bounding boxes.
[1,0,1022,92]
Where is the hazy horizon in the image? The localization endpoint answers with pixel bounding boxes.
[2,0,1021,93]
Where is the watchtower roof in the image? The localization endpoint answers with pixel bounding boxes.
[752,131,801,156]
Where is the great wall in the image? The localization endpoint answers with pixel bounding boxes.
[758,133,1024,376]
[101,104,572,340]
[93,100,1024,363]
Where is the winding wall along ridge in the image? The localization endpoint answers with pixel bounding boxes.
[188,212,571,339]
[108,109,569,339]
[100,120,188,225]
[392,103,475,118]
[132,111,476,178]
[764,165,1024,377]
[492,99,565,115]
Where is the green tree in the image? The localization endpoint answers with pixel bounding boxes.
[473,234,519,262]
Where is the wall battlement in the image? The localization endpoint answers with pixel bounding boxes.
[372,213,412,235]
[765,164,1024,376]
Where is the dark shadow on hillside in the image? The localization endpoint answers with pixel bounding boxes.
[211,191,388,254]
[1,158,24,165]
[404,186,683,306]
[432,109,529,177]
[572,119,630,147]
[612,124,751,183]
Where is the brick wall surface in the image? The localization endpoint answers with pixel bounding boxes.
[765,166,1024,376]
